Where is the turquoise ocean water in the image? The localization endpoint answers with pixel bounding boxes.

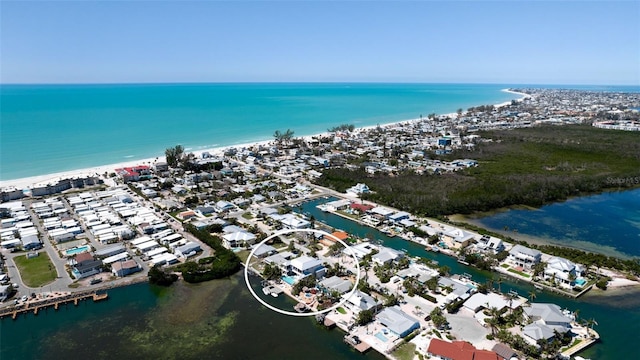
[1,83,521,180]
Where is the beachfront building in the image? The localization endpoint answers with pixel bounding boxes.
[508,244,542,270]
[114,165,151,183]
[374,306,420,338]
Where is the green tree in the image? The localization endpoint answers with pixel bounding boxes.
[356,309,374,326]
[165,145,184,168]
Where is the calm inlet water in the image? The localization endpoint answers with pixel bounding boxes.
[469,188,640,258]
[2,194,639,359]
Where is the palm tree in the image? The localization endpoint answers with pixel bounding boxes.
[528,290,537,302]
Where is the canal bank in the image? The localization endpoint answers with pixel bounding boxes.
[296,197,640,359]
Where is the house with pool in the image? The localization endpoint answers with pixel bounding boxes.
[287,255,326,279]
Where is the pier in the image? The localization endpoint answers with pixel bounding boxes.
[0,291,109,320]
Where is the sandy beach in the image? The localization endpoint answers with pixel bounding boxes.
[0,91,526,191]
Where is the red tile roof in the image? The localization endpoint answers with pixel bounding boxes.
[427,339,499,360]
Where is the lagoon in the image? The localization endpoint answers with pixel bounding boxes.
[466,188,640,258]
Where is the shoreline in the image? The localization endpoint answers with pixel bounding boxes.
[0,90,526,190]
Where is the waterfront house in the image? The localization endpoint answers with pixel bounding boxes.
[443,228,475,248]
[111,259,141,277]
[375,306,420,338]
[341,290,381,315]
[427,339,500,360]
[372,247,404,266]
[321,231,348,246]
[288,255,325,278]
[174,242,201,258]
[544,256,584,287]
[508,244,541,270]
[522,303,572,343]
[72,259,103,279]
[463,292,510,313]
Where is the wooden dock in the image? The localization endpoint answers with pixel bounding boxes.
[0,291,108,320]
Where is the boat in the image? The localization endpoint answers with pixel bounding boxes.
[457,258,470,266]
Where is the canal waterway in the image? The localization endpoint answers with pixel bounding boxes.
[296,196,640,359]
[2,195,638,360]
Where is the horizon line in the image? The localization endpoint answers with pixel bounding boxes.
[2,80,639,87]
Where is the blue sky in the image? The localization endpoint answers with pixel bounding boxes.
[1,1,638,85]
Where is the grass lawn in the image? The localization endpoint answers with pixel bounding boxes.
[241,212,253,220]
[392,342,416,360]
[337,307,347,314]
[13,253,57,287]
[501,263,510,268]
[508,268,531,278]
[236,250,251,264]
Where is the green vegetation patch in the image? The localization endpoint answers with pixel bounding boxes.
[13,253,57,287]
[392,342,416,360]
[315,125,640,216]
[337,307,347,314]
[507,268,530,278]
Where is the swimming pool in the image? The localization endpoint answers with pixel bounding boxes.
[374,332,389,342]
[65,245,90,256]
[282,276,297,285]
[574,278,587,286]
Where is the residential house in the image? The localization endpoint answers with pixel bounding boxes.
[427,339,500,360]
[372,247,404,266]
[544,256,584,287]
[522,303,573,343]
[375,306,420,338]
[72,258,103,279]
[346,183,370,195]
[341,290,381,315]
[288,255,325,278]
[111,259,141,277]
[175,242,201,258]
[319,276,353,294]
[444,228,475,248]
[508,244,541,270]
[222,231,256,248]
